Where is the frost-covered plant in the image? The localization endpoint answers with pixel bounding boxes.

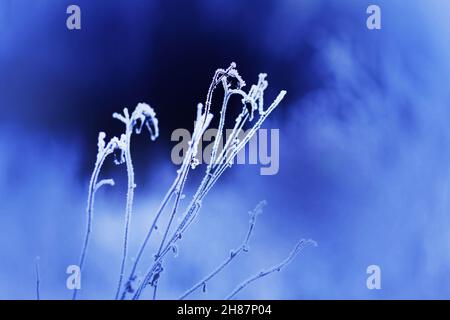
[127,63,288,300]
[112,104,159,299]
[225,238,316,300]
[73,103,158,300]
[73,132,126,299]
[75,63,314,300]
[179,201,316,300]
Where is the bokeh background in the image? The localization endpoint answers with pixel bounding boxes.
[1,0,450,299]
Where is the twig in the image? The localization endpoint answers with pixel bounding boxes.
[113,104,159,300]
[120,103,212,299]
[179,201,266,300]
[152,285,158,300]
[225,239,317,300]
[72,133,124,300]
[120,182,176,299]
[132,64,286,299]
[113,108,135,300]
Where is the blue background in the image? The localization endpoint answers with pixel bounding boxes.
[1,0,450,299]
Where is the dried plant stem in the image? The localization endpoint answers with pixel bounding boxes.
[35,257,40,300]
[150,162,190,299]
[152,285,158,300]
[132,65,286,299]
[199,91,286,200]
[225,239,317,300]
[72,147,111,300]
[112,104,159,300]
[179,201,265,300]
[115,129,135,300]
[122,104,211,299]
[120,180,177,299]
[132,247,169,299]
[120,144,189,300]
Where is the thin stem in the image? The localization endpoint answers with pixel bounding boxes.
[132,68,286,300]
[151,167,190,300]
[35,257,40,300]
[132,248,167,299]
[179,201,265,300]
[156,162,190,256]
[180,249,243,300]
[121,131,193,299]
[208,92,231,170]
[201,63,238,131]
[179,90,286,238]
[198,91,285,200]
[125,106,211,300]
[72,151,108,300]
[114,104,160,299]
[225,239,317,300]
[152,285,157,300]
[213,111,249,168]
[120,181,177,299]
[115,129,135,299]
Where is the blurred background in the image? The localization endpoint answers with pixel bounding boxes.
[1,0,450,299]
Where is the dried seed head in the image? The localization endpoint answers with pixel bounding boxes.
[132,103,159,141]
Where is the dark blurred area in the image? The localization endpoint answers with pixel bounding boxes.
[0,0,330,167]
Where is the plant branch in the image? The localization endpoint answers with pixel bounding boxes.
[179,201,266,300]
[225,239,317,300]
[73,132,123,300]
[132,65,286,299]
[120,104,211,299]
[114,104,159,300]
